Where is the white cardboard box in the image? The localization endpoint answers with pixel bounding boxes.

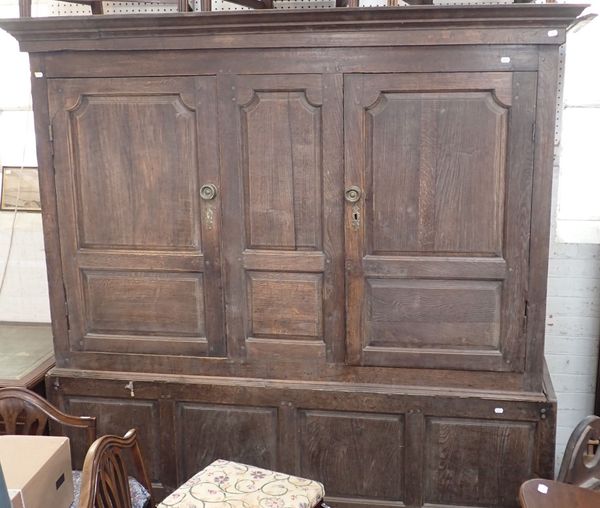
[0,436,74,508]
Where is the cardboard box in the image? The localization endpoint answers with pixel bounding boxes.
[8,490,24,508]
[0,436,74,508]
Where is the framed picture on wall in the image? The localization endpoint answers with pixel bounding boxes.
[0,166,41,212]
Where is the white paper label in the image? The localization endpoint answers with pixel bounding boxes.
[494,407,504,414]
[537,484,549,494]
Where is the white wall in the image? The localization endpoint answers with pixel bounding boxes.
[545,1,600,467]
[0,0,50,322]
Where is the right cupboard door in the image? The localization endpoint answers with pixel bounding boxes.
[344,72,537,371]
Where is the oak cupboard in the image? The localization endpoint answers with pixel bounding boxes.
[0,4,585,506]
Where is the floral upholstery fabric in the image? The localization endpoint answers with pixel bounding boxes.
[70,470,151,508]
[158,459,325,508]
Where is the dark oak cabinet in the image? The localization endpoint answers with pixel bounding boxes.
[0,5,585,506]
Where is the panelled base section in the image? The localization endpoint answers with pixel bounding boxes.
[46,369,556,508]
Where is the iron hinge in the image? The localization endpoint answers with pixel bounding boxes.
[523,300,529,333]
[531,122,536,142]
[48,123,53,142]
[63,283,70,332]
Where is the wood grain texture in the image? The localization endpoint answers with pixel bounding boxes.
[524,47,562,392]
[0,5,583,53]
[248,272,323,340]
[344,71,534,373]
[48,76,226,358]
[220,73,343,361]
[47,371,557,508]
[9,8,583,506]
[28,59,70,364]
[175,403,278,482]
[365,279,501,349]
[64,396,161,481]
[241,87,322,251]
[38,46,541,79]
[424,418,535,507]
[298,410,404,501]
[83,271,205,336]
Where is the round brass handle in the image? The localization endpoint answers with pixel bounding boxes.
[200,184,217,201]
[345,186,361,203]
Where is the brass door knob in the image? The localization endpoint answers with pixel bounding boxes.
[345,186,361,203]
[200,184,217,200]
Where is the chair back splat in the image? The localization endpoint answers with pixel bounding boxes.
[557,415,600,490]
[79,429,154,508]
[0,387,96,447]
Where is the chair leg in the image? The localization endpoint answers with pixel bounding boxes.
[18,0,31,17]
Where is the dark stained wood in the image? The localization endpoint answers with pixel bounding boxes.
[175,402,278,482]
[218,73,343,362]
[424,418,535,507]
[537,360,558,479]
[28,60,71,367]
[48,76,226,359]
[299,410,404,502]
[64,397,160,477]
[404,411,425,507]
[38,46,542,78]
[519,479,600,508]
[524,46,563,393]
[344,71,535,372]
[2,6,585,507]
[2,4,585,51]
[47,370,557,508]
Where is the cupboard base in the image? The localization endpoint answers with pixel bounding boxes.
[47,368,556,508]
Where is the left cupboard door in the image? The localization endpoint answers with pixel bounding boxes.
[48,77,226,357]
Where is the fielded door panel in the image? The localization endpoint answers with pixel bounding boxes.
[218,74,344,362]
[48,77,226,357]
[345,72,537,371]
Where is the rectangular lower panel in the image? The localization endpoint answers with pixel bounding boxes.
[83,270,205,337]
[175,402,278,482]
[298,410,405,502]
[247,271,323,340]
[424,417,535,507]
[63,396,161,480]
[366,279,501,350]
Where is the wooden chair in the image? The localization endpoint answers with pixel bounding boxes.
[0,386,96,445]
[557,415,600,490]
[78,429,154,508]
[519,479,600,508]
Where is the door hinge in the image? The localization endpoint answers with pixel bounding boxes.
[531,122,536,142]
[523,300,529,333]
[48,123,53,142]
[63,283,70,332]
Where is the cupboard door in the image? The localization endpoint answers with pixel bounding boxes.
[345,73,536,371]
[49,77,226,357]
[218,74,344,362]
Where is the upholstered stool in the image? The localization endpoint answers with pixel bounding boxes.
[158,459,327,508]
